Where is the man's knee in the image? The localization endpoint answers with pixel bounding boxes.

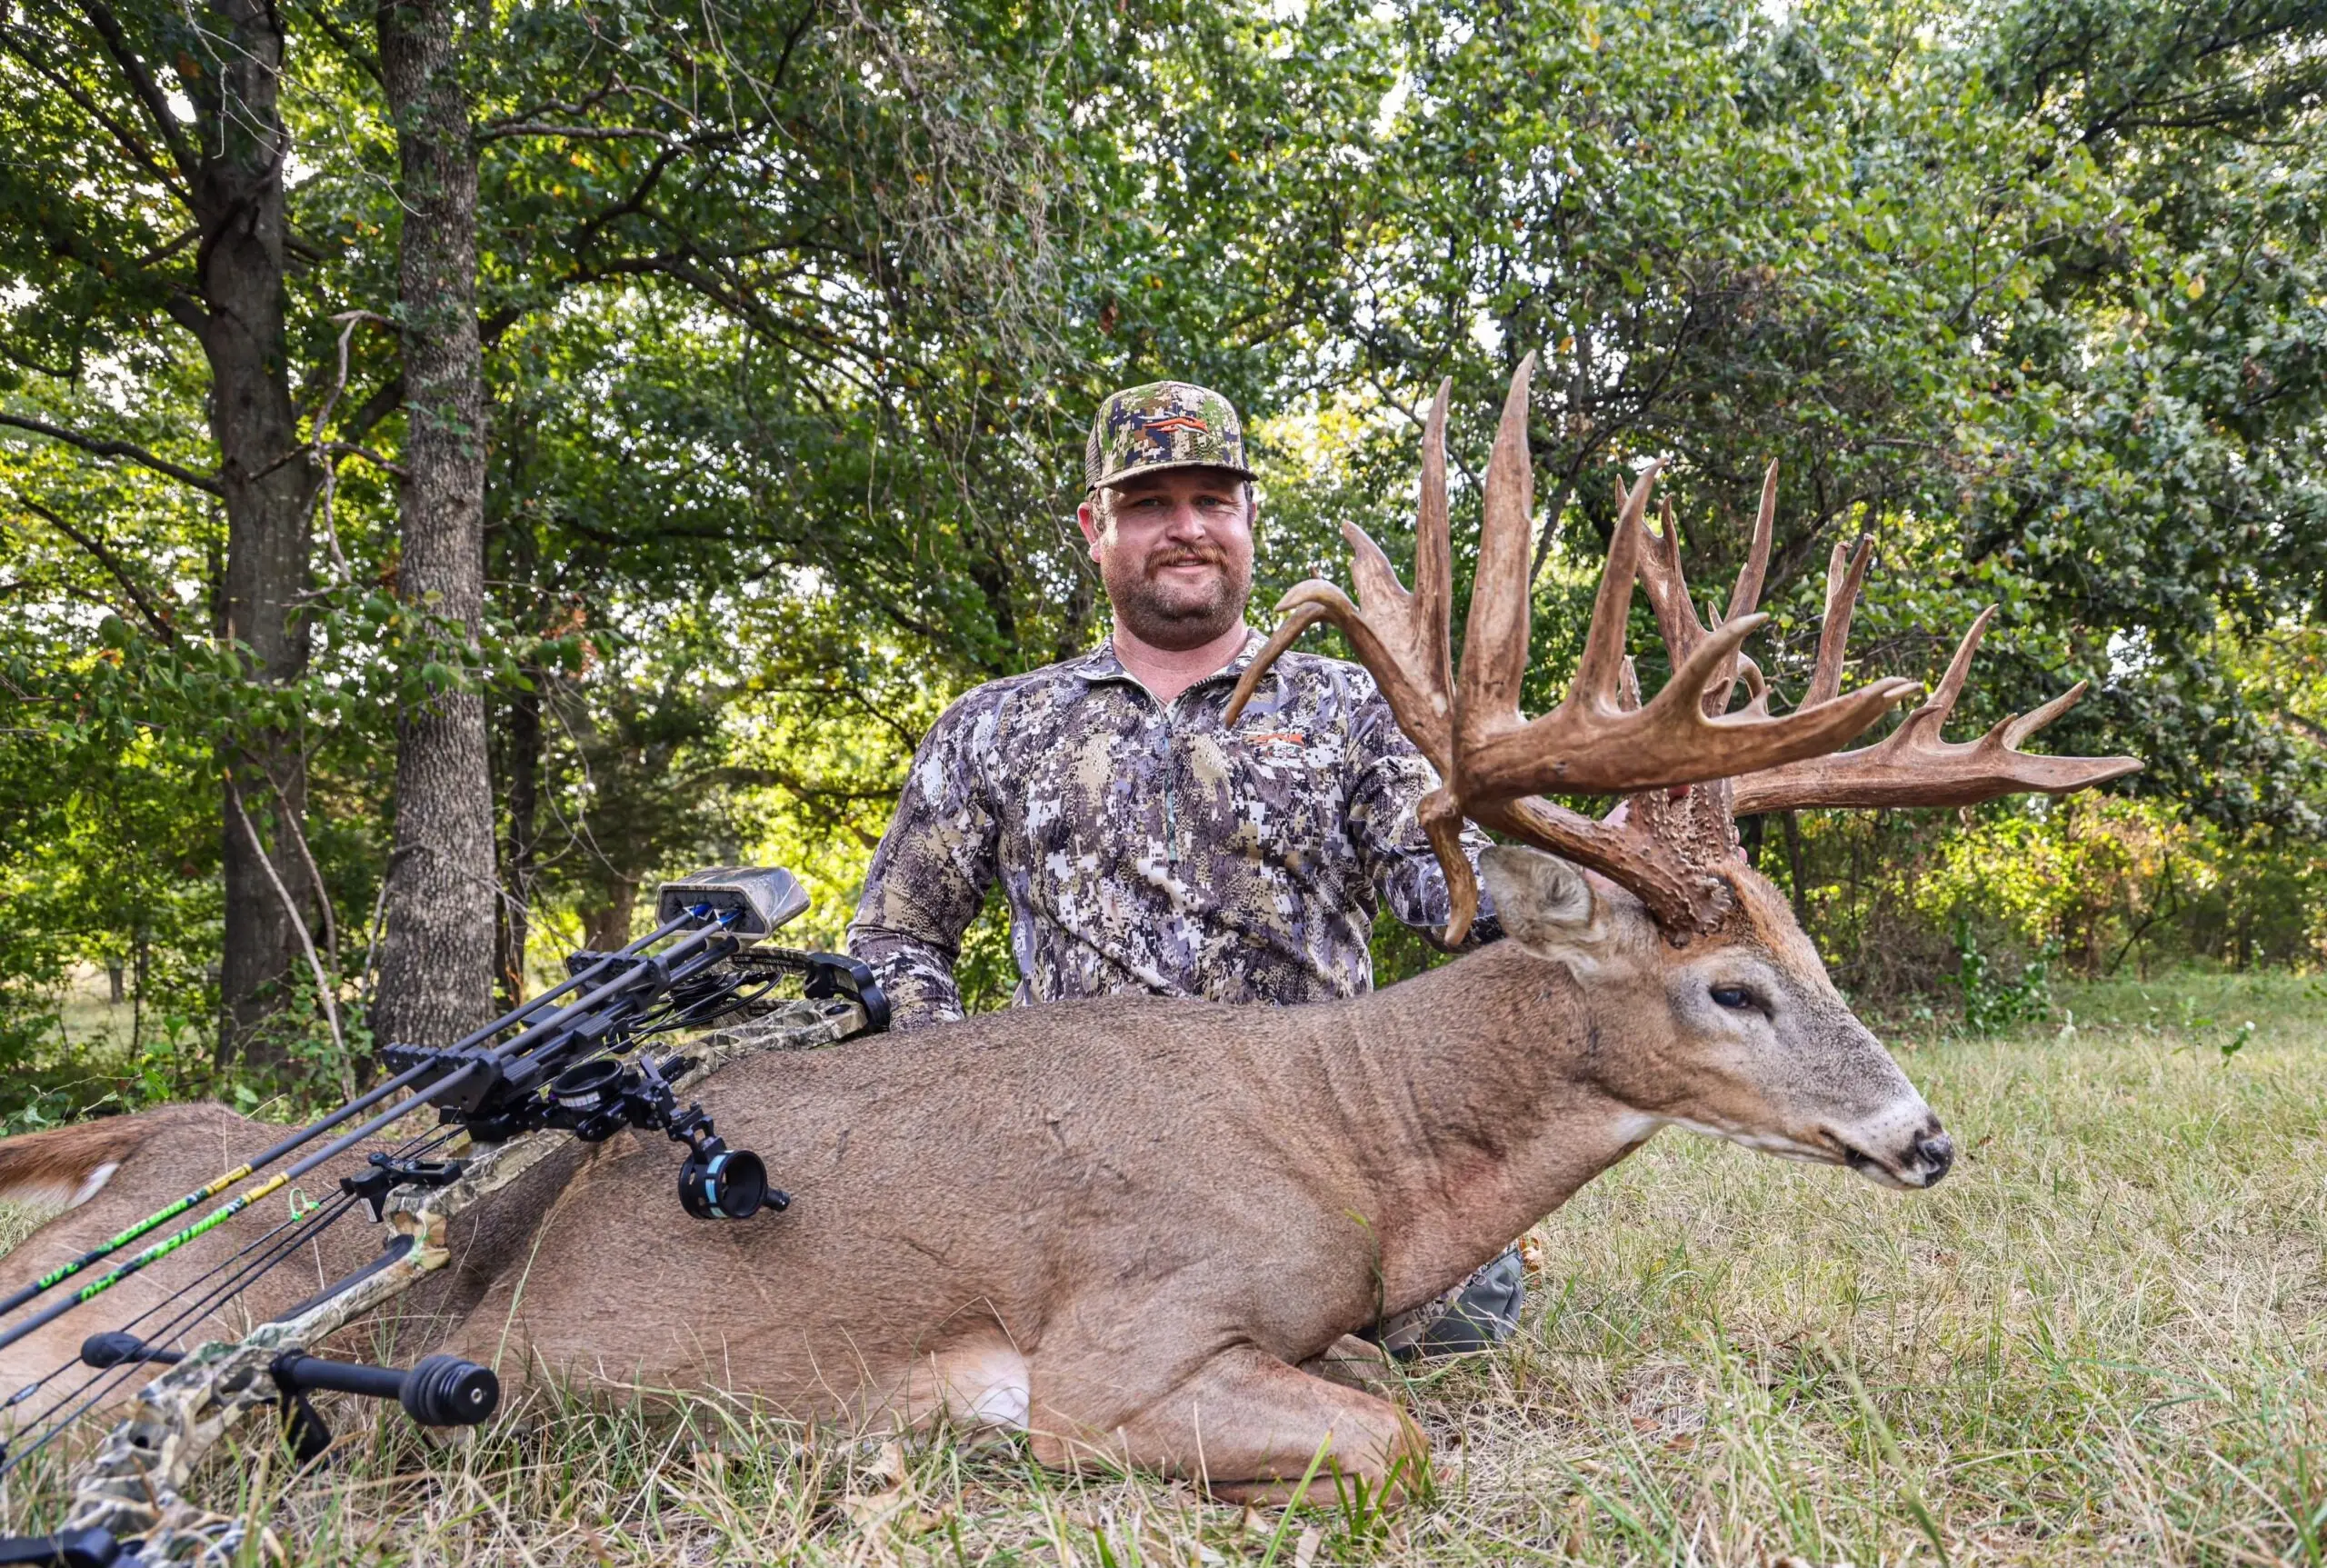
[1368,1244,1527,1360]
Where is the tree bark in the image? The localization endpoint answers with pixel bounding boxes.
[494,673,542,1005]
[488,401,540,1011]
[371,0,496,1049]
[583,880,639,955]
[198,0,318,1071]
[1779,810,1813,934]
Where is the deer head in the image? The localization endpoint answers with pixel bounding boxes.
[1228,359,2141,1187]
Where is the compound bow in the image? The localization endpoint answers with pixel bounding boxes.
[0,866,886,1567]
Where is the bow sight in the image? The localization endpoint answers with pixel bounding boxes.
[0,865,885,1568]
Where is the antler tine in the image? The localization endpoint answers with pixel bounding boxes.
[1225,600,1333,724]
[1225,379,1460,774]
[1637,494,1704,664]
[1894,602,1993,745]
[1732,604,2144,814]
[1453,353,1543,754]
[1726,459,1778,624]
[1999,680,2093,750]
[1413,378,1454,708]
[1804,534,1873,707]
[1564,463,1662,714]
[1635,464,1778,718]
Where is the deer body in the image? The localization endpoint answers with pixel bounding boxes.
[0,860,1948,1501]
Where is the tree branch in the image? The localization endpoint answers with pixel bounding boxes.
[10,492,184,641]
[478,123,676,144]
[0,413,222,495]
[342,374,407,443]
[226,774,350,1091]
[285,0,383,84]
[249,753,337,972]
[73,0,202,185]
[2,29,191,202]
[2275,709,2327,748]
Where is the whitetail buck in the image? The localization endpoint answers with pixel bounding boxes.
[0,361,2136,1504]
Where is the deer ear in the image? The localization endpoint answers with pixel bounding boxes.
[1479,844,1603,959]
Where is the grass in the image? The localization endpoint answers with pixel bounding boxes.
[4,970,2322,1565]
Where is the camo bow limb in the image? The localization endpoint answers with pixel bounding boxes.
[49,998,869,1566]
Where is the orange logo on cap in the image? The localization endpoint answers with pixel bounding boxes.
[1146,414,1210,434]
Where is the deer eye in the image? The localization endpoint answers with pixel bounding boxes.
[1710,984,1760,1012]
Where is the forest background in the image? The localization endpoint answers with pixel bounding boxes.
[2,0,2322,1118]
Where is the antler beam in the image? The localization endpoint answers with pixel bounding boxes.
[1732,547,2143,813]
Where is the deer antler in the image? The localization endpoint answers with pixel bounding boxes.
[1226,358,1921,941]
[1731,543,2142,814]
[1634,461,1777,719]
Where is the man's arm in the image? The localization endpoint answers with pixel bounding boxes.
[1344,686,1502,948]
[845,695,1004,1028]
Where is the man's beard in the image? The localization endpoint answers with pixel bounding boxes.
[1104,543,1252,651]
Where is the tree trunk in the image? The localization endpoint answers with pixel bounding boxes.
[495,674,542,1004]
[488,405,540,1010]
[198,0,317,1071]
[583,881,638,955]
[371,0,495,1049]
[1779,810,1813,934]
[132,925,148,1053]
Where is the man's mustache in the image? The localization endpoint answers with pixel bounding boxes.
[1144,546,1228,574]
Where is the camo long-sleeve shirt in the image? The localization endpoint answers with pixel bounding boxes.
[846,631,1498,1028]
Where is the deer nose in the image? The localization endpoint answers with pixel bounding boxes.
[1912,1130,1955,1186]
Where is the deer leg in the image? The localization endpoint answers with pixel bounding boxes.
[1034,1344,1429,1506]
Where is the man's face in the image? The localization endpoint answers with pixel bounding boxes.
[1076,467,1256,652]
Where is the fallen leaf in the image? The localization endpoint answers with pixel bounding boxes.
[866,1439,908,1487]
[1563,1494,1591,1556]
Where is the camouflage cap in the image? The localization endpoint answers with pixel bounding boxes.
[1084,381,1254,493]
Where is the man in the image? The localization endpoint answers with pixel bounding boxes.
[846,380,1521,1356]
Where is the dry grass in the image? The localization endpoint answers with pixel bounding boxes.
[4,971,2322,1565]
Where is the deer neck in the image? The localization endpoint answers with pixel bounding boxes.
[1320,942,1653,1313]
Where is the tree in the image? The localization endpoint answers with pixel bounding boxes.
[0,0,333,1067]
[370,0,496,1047]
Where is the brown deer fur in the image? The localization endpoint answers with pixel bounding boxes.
[0,854,1947,1503]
